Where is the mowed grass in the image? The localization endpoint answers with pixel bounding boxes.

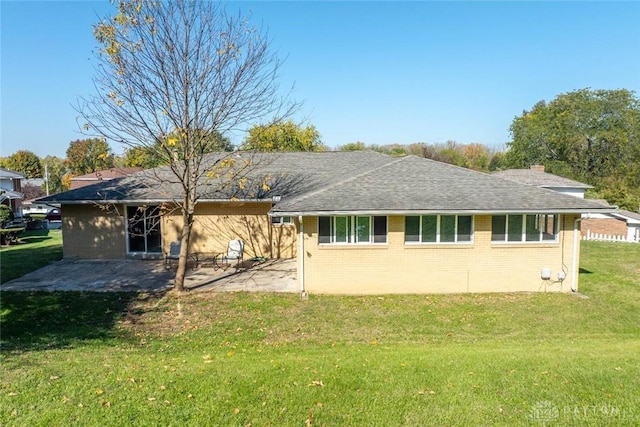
[1,241,639,426]
[0,229,63,284]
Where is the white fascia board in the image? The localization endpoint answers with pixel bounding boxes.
[271,208,619,217]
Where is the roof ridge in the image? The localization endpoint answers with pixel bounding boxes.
[277,155,407,209]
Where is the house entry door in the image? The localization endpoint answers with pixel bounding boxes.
[126,205,162,254]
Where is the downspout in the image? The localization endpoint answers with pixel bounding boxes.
[571,217,581,292]
[298,215,305,294]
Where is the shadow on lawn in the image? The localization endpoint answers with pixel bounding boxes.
[0,291,160,352]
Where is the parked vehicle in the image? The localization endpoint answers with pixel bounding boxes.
[45,208,62,222]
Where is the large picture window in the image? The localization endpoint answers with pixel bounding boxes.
[492,214,558,243]
[318,216,387,244]
[405,215,473,244]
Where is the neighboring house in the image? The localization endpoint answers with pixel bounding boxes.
[582,206,640,243]
[70,167,143,189]
[613,210,640,242]
[39,152,614,294]
[0,168,26,213]
[492,165,592,198]
[493,166,639,243]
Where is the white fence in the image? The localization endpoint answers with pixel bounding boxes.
[582,230,638,243]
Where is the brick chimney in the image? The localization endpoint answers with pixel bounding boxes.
[530,165,545,172]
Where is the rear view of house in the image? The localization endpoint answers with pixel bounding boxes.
[39,152,614,294]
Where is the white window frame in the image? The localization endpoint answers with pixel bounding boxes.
[318,216,387,245]
[491,214,559,243]
[271,216,293,226]
[404,215,474,244]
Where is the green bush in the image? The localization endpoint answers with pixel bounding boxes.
[0,204,14,227]
[0,226,24,245]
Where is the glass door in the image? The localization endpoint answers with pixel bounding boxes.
[126,205,162,254]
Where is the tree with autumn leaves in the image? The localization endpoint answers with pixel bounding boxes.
[76,0,296,291]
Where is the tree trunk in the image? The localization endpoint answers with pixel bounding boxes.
[173,203,194,292]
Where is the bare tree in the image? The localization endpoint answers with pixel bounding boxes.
[77,0,296,291]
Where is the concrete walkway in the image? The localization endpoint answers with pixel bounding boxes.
[1,258,297,293]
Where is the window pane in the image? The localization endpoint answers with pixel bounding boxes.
[405,216,420,242]
[146,206,162,253]
[508,215,523,242]
[356,216,370,243]
[492,215,506,241]
[127,206,146,252]
[525,215,539,241]
[440,215,455,242]
[373,216,387,243]
[457,216,472,242]
[318,217,331,243]
[335,216,349,243]
[542,214,557,241]
[421,215,437,242]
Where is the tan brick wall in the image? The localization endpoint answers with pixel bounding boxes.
[581,218,627,238]
[162,202,297,259]
[301,214,581,294]
[62,204,126,259]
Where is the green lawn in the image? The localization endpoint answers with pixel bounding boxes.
[1,241,639,426]
[0,229,63,284]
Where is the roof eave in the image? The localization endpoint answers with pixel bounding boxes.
[270,208,619,216]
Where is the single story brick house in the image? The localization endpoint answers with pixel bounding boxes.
[39,151,614,294]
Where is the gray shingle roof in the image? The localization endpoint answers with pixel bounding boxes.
[492,169,592,189]
[0,168,26,179]
[272,155,610,214]
[615,210,640,222]
[39,152,613,215]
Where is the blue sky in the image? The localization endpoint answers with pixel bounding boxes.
[2,1,639,158]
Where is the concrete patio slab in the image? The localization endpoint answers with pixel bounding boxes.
[1,258,297,293]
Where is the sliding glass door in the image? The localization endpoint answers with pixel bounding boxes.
[126,205,162,254]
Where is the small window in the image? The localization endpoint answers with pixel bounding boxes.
[492,214,558,243]
[405,215,474,244]
[318,216,387,244]
[272,216,293,225]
